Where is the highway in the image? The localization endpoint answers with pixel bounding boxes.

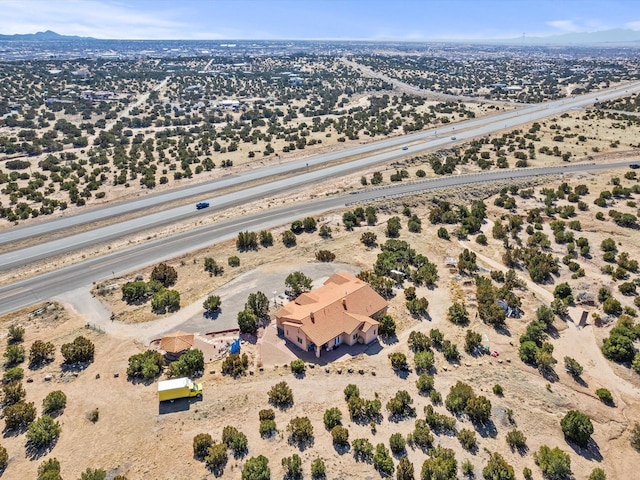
[3,79,640,253]
[0,160,633,316]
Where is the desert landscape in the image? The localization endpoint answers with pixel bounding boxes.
[1,21,640,480]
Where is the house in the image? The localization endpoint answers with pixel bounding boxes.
[275,272,388,358]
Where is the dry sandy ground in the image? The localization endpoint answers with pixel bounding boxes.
[1,166,640,479]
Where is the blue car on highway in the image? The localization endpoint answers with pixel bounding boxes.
[196,202,210,210]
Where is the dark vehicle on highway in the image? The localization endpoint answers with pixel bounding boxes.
[630,163,639,169]
[196,202,210,209]
[402,146,409,151]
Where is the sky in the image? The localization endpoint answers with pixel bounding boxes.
[1,0,640,41]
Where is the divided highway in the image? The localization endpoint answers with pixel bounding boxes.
[3,79,640,252]
[0,160,633,316]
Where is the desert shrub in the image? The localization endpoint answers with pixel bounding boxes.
[561,410,593,447]
[564,356,583,377]
[150,263,177,287]
[3,366,24,383]
[150,288,181,313]
[442,340,460,361]
[259,230,274,247]
[447,302,469,325]
[535,445,571,479]
[323,407,342,430]
[483,452,515,480]
[421,445,457,479]
[259,409,275,421]
[589,468,607,480]
[4,344,25,366]
[457,428,477,451]
[352,437,374,461]
[241,455,270,480]
[416,374,435,395]
[42,391,67,415]
[29,340,56,366]
[4,400,36,430]
[287,416,314,446]
[331,425,349,446]
[0,444,6,470]
[386,390,415,418]
[193,433,214,460]
[79,468,106,480]
[282,230,297,247]
[408,331,431,352]
[26,415,60,449]
[409,419,434,450]
[268,381,293,408]
[7,325,25,344]
[61,336,94,364]
[204,257,224,276]
[282,453,302,479]
[221,353,249,378]
[424,405,457,434]
[127,350,164,379]
[445,381,474,414]
[389,352,408,371]
[344,384,360,401]
[389,432,406,455]
[465,395,492,423]
[493,384,503,396]
[315,250,336,262]
[378,313,397,337]
[414,350,435,373]
[3,381,26,405]
[259,419,277,438]
[461,459,474,477]
[311,458,326,479]
[222,425,248,457]
[228,255,240,267]
[465,329,483,354]
[596,388,614,405]
[631,422,640,451]
[290,359,305,375]
[506,429,527,453]
[205,442,228,474]
[373,443,394,476]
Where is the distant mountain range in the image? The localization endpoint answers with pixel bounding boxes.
[1,28,640,45]
[0,30,91,41]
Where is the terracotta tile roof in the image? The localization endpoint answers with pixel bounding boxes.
[275,272,387,346]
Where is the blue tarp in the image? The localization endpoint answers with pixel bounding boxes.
[230,338,240,354]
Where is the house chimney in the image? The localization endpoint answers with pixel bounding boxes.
[310,311,315,323]
[342,297,347,310]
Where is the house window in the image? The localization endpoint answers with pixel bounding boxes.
[297,337,303,344]
[374,329,377,335]
[334,336,341,346]
[353,334,357,340]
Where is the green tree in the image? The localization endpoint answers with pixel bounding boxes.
[464,330,483,354]
[589,468,607,480]
[7,325,25,344]
[241,455,270,480]
[282,230,297,247]
[331,425,349,447]
[237,308,258,334]
[564,357,583,377]
[0,444,7,471]
[60,336,95,363]
[290,359,305,375]
[536,305,555,327]
[42,390,67,415]
[416,374,435,395]
[506,430,527,453]
[352,438,374,462]
[389,352,408,371]
[458,249,478,274]
[361,231,378,247]
[245,291,270,318]
[259,230,273,247]
[408,331,431,352]
[127,350,164,379]
[204,257,224,276]
[222,425,248,457]
[457,429,477,451]
[378,313,397,337]
[205,442,228,474]
[561,410,593,447]
[465,395,492,423]
[482,452,515,480]
[386,216,401,238]
[534,445,571,480]
[445,381,475,414]
[389,432,406,455]
[150,262,178,287]
[26,415,61,449]
[166,349,204,378]
[284,271,312,297]
[121,281,149,304]
[414,350,435,373]
[2,381,26,405]
[203,295,221,314]
[221,353,249,378]
[150,289,181,313]
[386,390,415,418]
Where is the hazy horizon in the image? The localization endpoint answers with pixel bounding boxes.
[1,0,640,42]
